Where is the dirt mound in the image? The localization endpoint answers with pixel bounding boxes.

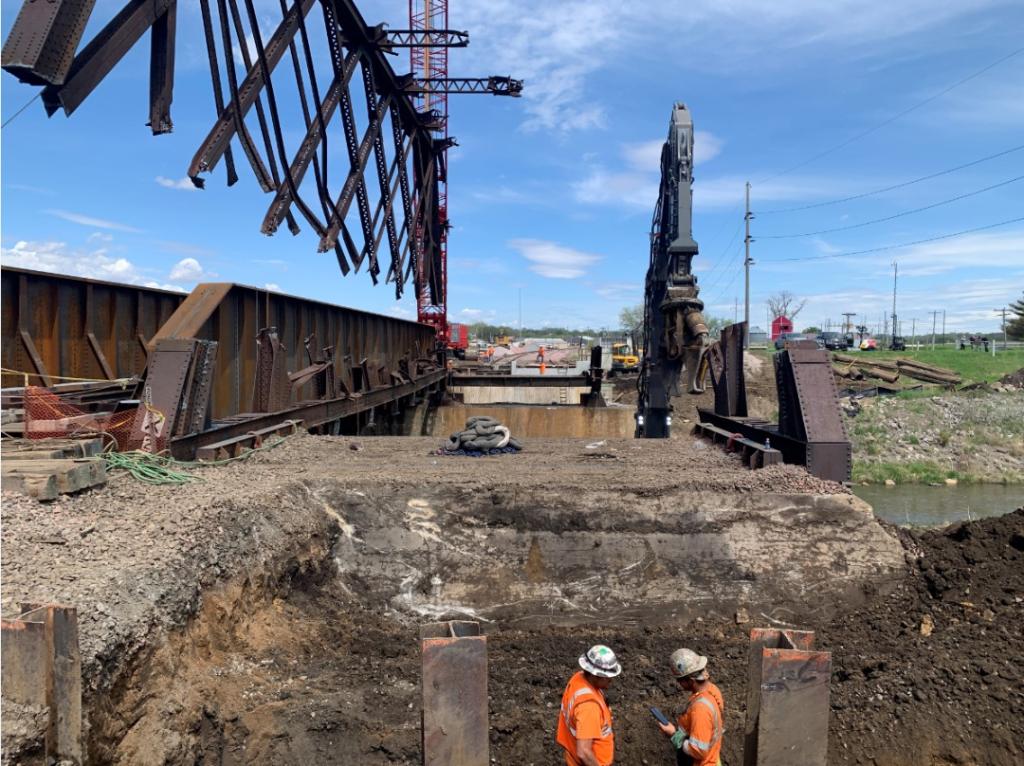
[999,367,1024,389]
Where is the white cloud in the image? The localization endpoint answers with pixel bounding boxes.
[168,257,206,281]
[0,240,185,291]
[574,131,730,209]
[508,238,602,278]
[388,304,415,319]
[265,282,281,291]
[454,0,1010,132]
[46,209,142,233]
[155,176,198,192]
[87,232,114,244]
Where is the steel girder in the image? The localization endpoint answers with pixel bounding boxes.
[0,0,469,300]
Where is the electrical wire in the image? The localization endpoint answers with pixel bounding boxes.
[757,142,1024,214]
[757,45,1024,184]
[759,174,1024,239]
[770,216,1024,263]
[102,435,291,485]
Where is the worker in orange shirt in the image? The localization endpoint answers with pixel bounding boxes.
[556,644,621,766]
[655,648,724,766]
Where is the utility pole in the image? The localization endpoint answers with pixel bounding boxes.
[890,261,898,348]
[911,317,917,347]
[942,309,946,346]
[744,181,753,348]
[842,312,856,339]
[995,307,1009,349]
[734,297,738,324]
[930,310,940,349]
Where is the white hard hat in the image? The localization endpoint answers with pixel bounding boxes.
[670,648,708,680]
[579,645,622,678]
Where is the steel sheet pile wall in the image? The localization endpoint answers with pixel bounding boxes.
[1,267,184,389]
[150,283,436,418]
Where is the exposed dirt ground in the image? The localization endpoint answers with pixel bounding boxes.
[1,435,1021,765]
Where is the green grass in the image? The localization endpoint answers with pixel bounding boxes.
[852,460,971,485]
[867,347,1024,385]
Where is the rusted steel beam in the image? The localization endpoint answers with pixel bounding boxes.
[260,52,362,236]
[170,367,445,459]
[1,267,183,390]
[421,620,489,766]
[148,2,176,135]
[40,0,176,116]
[151,282,437,419]
[744,628,830,766]
[188,0,318,179]
[1,0,96,86]
[0,605,82,763]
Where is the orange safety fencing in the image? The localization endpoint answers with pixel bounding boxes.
[22,386,166,453]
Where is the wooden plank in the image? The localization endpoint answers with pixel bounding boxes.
[2,459,106,496]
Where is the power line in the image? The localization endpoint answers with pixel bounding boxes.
[771,216,1024,263]
[757,45,1024,184]
[759,174,1024,239]
[1,92,41,130]
[699,219,743,286]
[757,142,1024,214]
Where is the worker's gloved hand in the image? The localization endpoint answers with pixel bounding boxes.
[670,729,687,749]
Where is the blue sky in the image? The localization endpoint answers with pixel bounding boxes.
[2,0,1023,334]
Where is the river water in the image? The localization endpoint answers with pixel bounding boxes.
[853,483,1024,528]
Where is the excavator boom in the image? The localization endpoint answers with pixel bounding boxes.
[635,103,710,438]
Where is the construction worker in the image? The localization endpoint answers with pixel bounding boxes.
[537,344,546,363]
[556,644,621,766]
[655,648,724,766]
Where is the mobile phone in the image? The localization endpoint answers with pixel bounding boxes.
[650,707,670,726]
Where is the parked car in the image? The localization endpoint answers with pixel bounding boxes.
[816,331,847,350]
[859,337,878,351]
[774,332,807,350]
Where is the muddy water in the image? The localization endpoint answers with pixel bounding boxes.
[431,402,635,438]
[854,483,1024,527]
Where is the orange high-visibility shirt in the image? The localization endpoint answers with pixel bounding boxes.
[677,682,724,766]
[556,671,614,766]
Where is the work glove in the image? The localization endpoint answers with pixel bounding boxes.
[671,729,687,749]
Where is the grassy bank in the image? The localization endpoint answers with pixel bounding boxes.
[866,347,1023,385]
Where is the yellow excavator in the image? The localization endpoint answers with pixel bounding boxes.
[611,342,640,374]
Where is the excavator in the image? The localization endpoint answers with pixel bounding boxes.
[635,103,710,438]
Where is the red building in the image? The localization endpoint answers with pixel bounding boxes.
[771,315,793,341]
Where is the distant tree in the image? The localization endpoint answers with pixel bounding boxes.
[803,326,822,334]
[619,304,644,334]
[1006,291,1024,340]
[766,291,807,322]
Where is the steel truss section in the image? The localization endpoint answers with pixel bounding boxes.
[0,0,476,302]
[409,76,523,96]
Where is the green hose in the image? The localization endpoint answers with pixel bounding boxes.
[102,435,289,485]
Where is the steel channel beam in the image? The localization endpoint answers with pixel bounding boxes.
[148,2,176,134]
[169,368,445,459]
[1,0,97,86]
[188,0,318,178]
[40,0,176,116]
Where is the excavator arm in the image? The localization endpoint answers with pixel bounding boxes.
[635,103,710,438]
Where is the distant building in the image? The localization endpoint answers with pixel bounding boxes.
[748,326,768,346]
[771,316,793,341]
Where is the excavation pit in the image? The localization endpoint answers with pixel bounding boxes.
[3,434,1018,765]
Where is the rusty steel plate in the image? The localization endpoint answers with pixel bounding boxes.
[755,647,831,766]
[422,632,488,766]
